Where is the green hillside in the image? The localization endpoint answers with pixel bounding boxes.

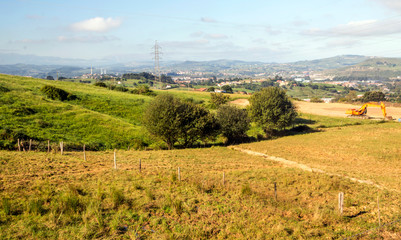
[0,74,156,150]
[325,57,401,79]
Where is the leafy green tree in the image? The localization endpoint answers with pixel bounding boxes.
[143,95,182,150]
[177,103,219,147]
[221,85,233,93]
[210,92,230,108]
[248,87,297,133]
[362,91,386,102]
[207,87,215,92]
[216,105,250,143]
[143,94,218,149]
[46,76,54,80]
[345,90,357,102]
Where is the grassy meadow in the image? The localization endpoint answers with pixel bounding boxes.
[1,148,400,239]
[239,122,401,191]
[2,74,401,239]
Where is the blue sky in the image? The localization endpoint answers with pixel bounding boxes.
[2,0,401,62]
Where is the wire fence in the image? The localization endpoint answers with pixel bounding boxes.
[343,217,401,239]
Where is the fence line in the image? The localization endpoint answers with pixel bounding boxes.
[343,217,401,240]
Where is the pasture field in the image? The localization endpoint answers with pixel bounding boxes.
[1,146,401,239]
[239,122,401,192]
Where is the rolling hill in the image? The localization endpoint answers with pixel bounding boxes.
[0,74,155,150]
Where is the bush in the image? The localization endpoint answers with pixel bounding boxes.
[248,87,297,133]
[143,94,219,149]
[0,85,10,92]
[40,85,77,101]
[216,105,250,143]
[221,85,233,93]
[362,91,386,102]
[94,82,107,88]
[210,93,230,108]
[310,97,324,103]
[131,85,155,96]
[114,86,128,92]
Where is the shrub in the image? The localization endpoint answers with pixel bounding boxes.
[216,105,250,143]
[210,93,230,108]
[310,97,324,103]
[362,91,386,102]
[94,82,107,88]
[0,85,10,92]
[114,86,128,92]
[248,87,297,133]
[143,94,219,149]
[131,85,155,96]
[40,85,77,101]
[221,85,233,93]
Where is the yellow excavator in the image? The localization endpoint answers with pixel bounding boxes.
[346,102,392,120]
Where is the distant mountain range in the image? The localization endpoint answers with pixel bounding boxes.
[0,53,400,79]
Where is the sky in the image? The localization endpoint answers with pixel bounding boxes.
[2,0,401,63]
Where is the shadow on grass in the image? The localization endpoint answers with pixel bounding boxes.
[294,117,317,125]
[345,211,368,219]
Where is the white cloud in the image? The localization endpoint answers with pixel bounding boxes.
[371,0,401,12]
[205,34,228,39]
[190,31,228,40]
[70,17,122,32]
[326,39,360,48]
[302,19,401,37]
[9,38,49,44]
[201,17,217,23]
[265,26,281,35]
[58,35,120,43]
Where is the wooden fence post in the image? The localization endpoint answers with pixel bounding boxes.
[377,195,381,227]
[113,149,116,169]
[60,141,64,155]
[47,140,50,153]
[83,144,86,161]
[222,172,225,186]
[274,182,277,201]
[29,139,32,152]
[338,192,344,215]
[178,167,181,181]
[139,159,141,173]
[17,139,21,152]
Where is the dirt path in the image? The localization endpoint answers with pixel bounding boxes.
[228,146,391,191]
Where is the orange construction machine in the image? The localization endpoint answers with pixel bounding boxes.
[346,102,392,120]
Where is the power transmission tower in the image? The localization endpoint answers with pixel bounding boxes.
[152,40,162,84]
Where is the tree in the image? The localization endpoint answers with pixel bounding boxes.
[143,94,218,149]
[346,90,357,102]
[177,103,219,147]
[207,87,215,92]
[46,76,54,80]
[248,87,297,133]
[210,92,230,108]
[362,91,386,102]
[221,85,233,93]
[216,105,250,143]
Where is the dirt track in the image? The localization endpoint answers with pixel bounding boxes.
[230,99,401,119]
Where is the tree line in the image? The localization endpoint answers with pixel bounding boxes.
[143,87,297,149]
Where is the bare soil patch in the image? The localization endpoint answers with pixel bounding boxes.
[230,99,401,119]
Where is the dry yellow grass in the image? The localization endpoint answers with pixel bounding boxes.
[1,147,401,239]
[238,122,401,192]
